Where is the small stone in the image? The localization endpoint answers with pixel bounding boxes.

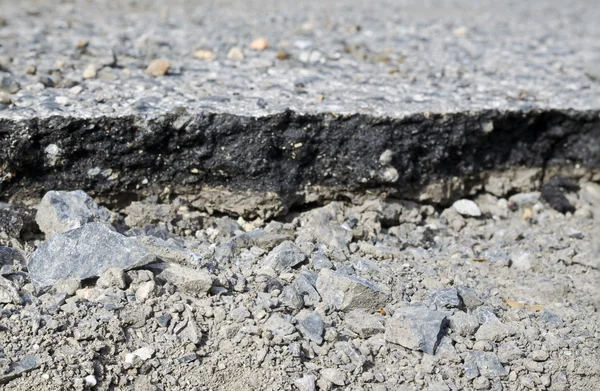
[321,368,346,386]
[178,317,202,344]
[126,347,155,363]
[28,222,155,289]
[379,149,394,165]
[178,353,197,364]
[193,49,215,60]
[294,375,316,391]
[344,309,385,338]
[472,377,490,390]
[276,48,291,60]
[0,276,22,304]
[291,270,321,305]
[550,370,569,390]
[454,26,468,37]
[520,376,535,389]
[44,144,62,167]
[508,192,541,208]
[230,306,251,322]
[510,250,535,271]
[250,37,269,50]
[295,310,324,344]
[0,91,11,105]
[449,311,480,336]
[35,190,111,237]
[146,59,170,77]
[456,286,483,311]
[524,360,544,373]
[155,313,171,328]
[262,314,295,337]
[83,63,97,79]
[55,96,69,106]
[385,305,447,354]
[497,341,524,363]
[148,262,212,295]
[0,76,20,93]
[428,288,463,312]
[381,166,399,183]
[84,375,97,387]
[475,322,512,342]
[464,351,507,379]
[75,39,89,49]
[24,65,37,75]
[263,241,306,272]
[531,349,549,362]
[97,267,127,289]
[53,278,81,296]
[227,47,245,60]
[135,280,156,302]
[453,199,481,217]
[316,269,389,312]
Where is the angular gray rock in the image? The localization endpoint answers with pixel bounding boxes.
[0,246,26,275]
[344,309,385,338]
[316,269,389,312]
[428,288,464,312]
[449,312,480,337]
[321,368,346,386]
[385,305,447,354]
[35,190,111,238]
[0,275,21,304]
[292,271,321,306]
[475,322,513,342]
[263,241,306,272]
[28,222,155,289]
[295,310,324,344]
[96,267,127,289]
[464,351,508,379]
[0,355,40,385]
[294,375,316,391]
[262,314,296,337]
[147,262,212,295]
[135,235,202,265]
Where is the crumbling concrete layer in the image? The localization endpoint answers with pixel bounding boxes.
[1,109,599,214]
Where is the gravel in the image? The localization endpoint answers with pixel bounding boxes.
[0,187,598,390]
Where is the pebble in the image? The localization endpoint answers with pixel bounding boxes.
[321,368,346,386]
[55,96,69,106]
[316,269,389,311]
[0,76,20,93]
[227,47,245,60]
[531,349,549,362]
[83,63,97,79]
[250,37,269,50]
[194,49,215,60]
[0,91,11,105]
[146,59,171,77]
[452,199,482,217]
[84,375,97,387]
[385,305,447,354]
[294,375,316,391]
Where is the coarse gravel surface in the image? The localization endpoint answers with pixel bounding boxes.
[0,185,599,391]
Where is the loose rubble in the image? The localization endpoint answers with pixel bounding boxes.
[0,184,599,390]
